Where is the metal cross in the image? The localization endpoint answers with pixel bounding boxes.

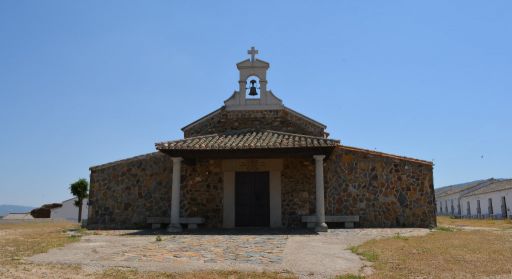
[248,46,258,62]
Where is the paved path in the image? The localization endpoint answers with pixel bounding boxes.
[29,228,429,278]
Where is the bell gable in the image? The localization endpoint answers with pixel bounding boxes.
[182,47,328,138]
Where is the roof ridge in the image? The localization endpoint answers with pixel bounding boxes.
[436,179,494,198]
[283,106,327,129]
[90,152,162,171]
[436,179,489,191]
[462,178,512,197]
[181,107,223,132]
[338,145,433,165]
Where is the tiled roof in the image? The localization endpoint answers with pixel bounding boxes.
[435,179,490,197]
[463,179,512,197]
[156,129,340,151]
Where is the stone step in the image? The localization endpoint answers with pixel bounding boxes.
[301,215,360,223]
[147,217,205,224]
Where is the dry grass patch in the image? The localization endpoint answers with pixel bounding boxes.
[356,229,512,278]
[349,246,378,262]
[336,275,365,279]
[0,221,87,279]
[0,221,80,265]
[96,268,296,279]
[437,216,512,229]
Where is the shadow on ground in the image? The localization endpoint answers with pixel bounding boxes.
[114,228,319,236]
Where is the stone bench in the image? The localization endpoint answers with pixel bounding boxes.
[301,215,360,229]
[147,217,204,230]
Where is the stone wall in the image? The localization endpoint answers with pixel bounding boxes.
[181,159,224,228]
[87,153,224,229]
[88,153,174,229]
[324,146,436,228]
[88,147,435,229]
[281,158,315,227]
[280,149,435,229]
[183,108,326,138]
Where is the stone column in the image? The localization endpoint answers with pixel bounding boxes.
[314,155,328,232]
[168,157,183,232]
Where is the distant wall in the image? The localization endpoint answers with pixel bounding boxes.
[0,219,53,224]
[2,213,34,220]
[436,193,461,216]
[461,190,512,218]
[51,198,88,222]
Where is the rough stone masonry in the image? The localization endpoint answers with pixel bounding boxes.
[88,129,435,229]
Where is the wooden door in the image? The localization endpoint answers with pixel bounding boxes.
[235,172,270,227]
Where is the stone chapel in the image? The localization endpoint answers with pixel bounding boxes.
[87,48,436,231]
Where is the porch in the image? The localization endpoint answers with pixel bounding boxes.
[155,129,341,232]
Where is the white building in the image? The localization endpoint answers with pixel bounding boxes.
[436,178,512,219]
[460,180,512,218]
[50,197,88,222]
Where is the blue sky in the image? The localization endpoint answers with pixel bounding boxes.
[1,1,511,206]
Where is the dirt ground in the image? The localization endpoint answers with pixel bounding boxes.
[2,218,512,278]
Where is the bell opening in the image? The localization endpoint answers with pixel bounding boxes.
[245,76,260,99]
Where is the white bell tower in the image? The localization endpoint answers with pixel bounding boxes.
[224,47,284,110]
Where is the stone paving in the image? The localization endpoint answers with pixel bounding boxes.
[117,234,287,265]
[29,228,431,278]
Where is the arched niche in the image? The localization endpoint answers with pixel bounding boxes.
[245,75,261,99]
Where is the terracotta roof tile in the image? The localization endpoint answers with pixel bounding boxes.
[156,129,340,151]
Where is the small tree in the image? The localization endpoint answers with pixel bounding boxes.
[70,178,89,223]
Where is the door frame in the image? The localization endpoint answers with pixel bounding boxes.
[222,159,282,228]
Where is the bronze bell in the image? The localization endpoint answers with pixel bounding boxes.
[248,79,258,96]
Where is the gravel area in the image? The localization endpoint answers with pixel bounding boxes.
[29,228,430,278]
